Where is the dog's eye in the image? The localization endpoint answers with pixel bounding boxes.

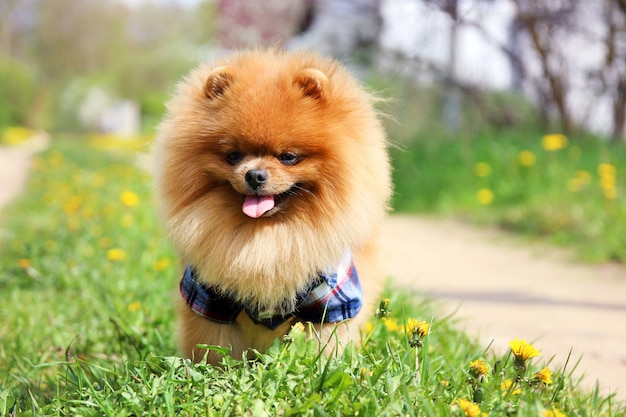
[278,152,299,166]
[226,151,244,165]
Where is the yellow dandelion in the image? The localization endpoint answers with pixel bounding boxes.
[474,162,491,178]
[120,190,139,207]
[153,258,171,271]
[360,367,373,379]
[543,409,566,417]
[541,133,568,151]
[362,321,374,335]
[517,150,536,167]
[18,258,31,269]
[604,187,617,200]
[600,174,616,190]
[440,379,450,387]
[455,398,482,417]
[382,317,400,332]
[533,367,553,385]
[290,322,305,334]
[510,338,541,361]
[2,126,35,145]
[469,359,489,377]
[107,248,127,262]
[63,195,84,214]
[477,188,494,205]
[406,318,430,338]
[376,298,391,318]
[598,163,616,177]
[127,301,142,312]
[501,379,522,395]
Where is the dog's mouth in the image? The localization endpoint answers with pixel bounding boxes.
[241,185,301,219]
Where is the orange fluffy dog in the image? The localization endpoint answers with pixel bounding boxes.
[153,49,391,364]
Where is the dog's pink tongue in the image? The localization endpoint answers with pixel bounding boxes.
[242,195,275,218]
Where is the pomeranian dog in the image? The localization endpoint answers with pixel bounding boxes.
[153,49,391,364]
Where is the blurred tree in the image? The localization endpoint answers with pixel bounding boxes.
[600,0,626,141]
[0,0,219,131]
[511,0,574,133]
[217,0,308,49]
[420,0,626,141]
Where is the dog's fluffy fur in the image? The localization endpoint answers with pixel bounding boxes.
[153,49,391,364]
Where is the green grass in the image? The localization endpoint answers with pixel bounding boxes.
[377,78,626,263]
[1,139,625,415]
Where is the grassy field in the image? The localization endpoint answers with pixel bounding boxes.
[1,138,624,415]
[379,82,626,263]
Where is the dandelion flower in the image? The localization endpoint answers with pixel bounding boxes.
[501,379,522,395]
[510,338,541,362]
[541,133,568,151]
[476,188,494,205]
[518,150,536,167]
[153,258,171,271]
[455,398,482,417]
[543,409,566,417]
[469,359,489,378]
[18,258,31,269]
[600,174,616,190]
[474,162,491,177]
[290,322,305,334]
[127,301,142,312]
[382,317,400,332]
[360,367,373,379]
[107,248,127,262]
[406,318,430,338]
[598,163,616,177]
[362,321,374,335]
[120,190,139,207]
[533,367,553,385]
[64,195,84,214]
[604,187,617,200]
[375,298,391,318]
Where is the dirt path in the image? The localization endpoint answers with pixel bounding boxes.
[1,141,624,400]
[381,215,626,399]
[0,133,49,211]
[0,148,34,210]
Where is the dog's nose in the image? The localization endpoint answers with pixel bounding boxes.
[245,169,268,189]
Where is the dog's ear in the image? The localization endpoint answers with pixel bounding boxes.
[293,68,328,100]
[204,66,235,99]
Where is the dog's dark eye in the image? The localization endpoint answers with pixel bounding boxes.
[226,151,244,165]
[278,152,299,166]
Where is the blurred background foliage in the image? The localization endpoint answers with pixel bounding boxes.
[1,0,626,261]
[1,0,217,132]
[2,0,625,139]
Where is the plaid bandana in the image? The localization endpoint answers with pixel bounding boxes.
[180,253,362,330]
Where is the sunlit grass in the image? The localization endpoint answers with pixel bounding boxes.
[391,130,626,262]
[0,138,624,415]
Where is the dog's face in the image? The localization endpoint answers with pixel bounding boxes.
[160,63,355,226]
[216,141,310,219]
[153,51,391,304]
[200,66,330,220]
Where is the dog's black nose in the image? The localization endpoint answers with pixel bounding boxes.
[245,169,268,189]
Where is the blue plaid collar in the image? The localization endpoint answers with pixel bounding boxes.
[180,253,362,330]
